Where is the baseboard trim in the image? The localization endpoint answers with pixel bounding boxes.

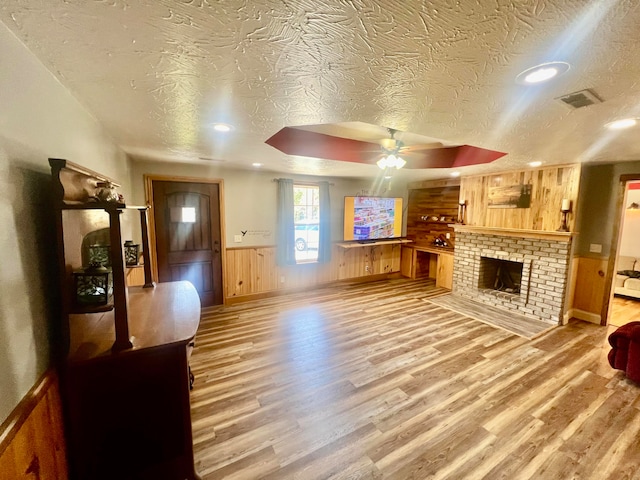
[569,308,602,325]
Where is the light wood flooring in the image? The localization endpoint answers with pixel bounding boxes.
[610,295,640,327]
[190,278,640,479]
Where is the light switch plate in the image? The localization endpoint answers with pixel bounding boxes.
[589,243,602,253]
[234,234,242,243]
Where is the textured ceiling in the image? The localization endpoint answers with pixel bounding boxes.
[2,0,640,180]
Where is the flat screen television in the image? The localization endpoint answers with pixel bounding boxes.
[343,196,403,242]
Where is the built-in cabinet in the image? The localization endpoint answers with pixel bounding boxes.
[401,245,454,289]
[402,179,460,289]
[49,159,201,480]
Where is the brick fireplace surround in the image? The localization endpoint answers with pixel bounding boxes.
[452,227,573,326]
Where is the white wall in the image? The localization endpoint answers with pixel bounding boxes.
[0,21,129,424]
[619,189,640,257]
[130,160,409,247]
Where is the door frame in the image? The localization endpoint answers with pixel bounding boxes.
[603,173,640,325]
[144,175,227,303]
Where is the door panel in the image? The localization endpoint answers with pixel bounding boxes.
[153,181,223,306]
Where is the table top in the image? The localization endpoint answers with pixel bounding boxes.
[67,281,201,362]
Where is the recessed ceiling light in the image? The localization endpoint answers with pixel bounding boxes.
[451,172,461,177]
[516,62,570,85]
[384,175,392,180]
[252,162,262,167]
[605,118,638,130]
[529,161,542,167]
[212,123,233,132]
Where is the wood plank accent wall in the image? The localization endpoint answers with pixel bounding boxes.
[406,184,460,248]
[459,164,581,231]
[0,370,68,480]
[224,243,402,301]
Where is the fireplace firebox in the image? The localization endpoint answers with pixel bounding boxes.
[479,257,524,294]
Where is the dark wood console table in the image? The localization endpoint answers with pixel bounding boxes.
[64,281,201,479]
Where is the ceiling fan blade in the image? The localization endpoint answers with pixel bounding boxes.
[401,142,444,152]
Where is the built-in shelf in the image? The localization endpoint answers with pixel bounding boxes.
[402,245,455,255]
[453,225,575,242]
[337,239,413,249]
[419,221,457,226]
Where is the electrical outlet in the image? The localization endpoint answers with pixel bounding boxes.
[445,232,451,239]
[234,234,242,243]
[365,265,370,272]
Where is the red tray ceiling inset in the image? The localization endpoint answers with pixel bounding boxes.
[266,127,506,169]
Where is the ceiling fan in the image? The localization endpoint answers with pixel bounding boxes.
[372,128,443,170]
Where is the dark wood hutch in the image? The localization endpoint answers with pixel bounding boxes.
[49,159,201,479]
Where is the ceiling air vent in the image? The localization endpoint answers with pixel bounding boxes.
[556,89,602,109]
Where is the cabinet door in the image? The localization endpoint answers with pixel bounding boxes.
[436,253,454,289]
[65,346,197,479]
[400,247,415,278]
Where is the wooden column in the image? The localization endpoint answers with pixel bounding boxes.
[108,208,133,351]
[138,207,155,288]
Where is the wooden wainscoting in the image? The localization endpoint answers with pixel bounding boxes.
[570,256,609,324]
[0,370,67,480]
[224,243,402,302]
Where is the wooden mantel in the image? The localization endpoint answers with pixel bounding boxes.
[453,225,575,243]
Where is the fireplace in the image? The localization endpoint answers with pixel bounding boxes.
[479,257,523,294]
[452,227,572,326]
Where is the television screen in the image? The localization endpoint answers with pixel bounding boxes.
[343,196,403,241]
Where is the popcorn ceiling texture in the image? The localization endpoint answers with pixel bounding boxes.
[1,1,640,178]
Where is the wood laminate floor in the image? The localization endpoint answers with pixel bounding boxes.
[190,278,640,479]
[610,295,640,327]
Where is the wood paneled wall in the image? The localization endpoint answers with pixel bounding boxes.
[406,183,460,248]
[225,243,402,301]
[0,370,68,480]
[460,164,581,231]
[570,256,609,323]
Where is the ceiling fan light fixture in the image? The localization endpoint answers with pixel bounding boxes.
[377,154,405,169]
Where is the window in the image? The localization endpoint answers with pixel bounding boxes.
[169,206,196,223]
[293,184,320,262]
